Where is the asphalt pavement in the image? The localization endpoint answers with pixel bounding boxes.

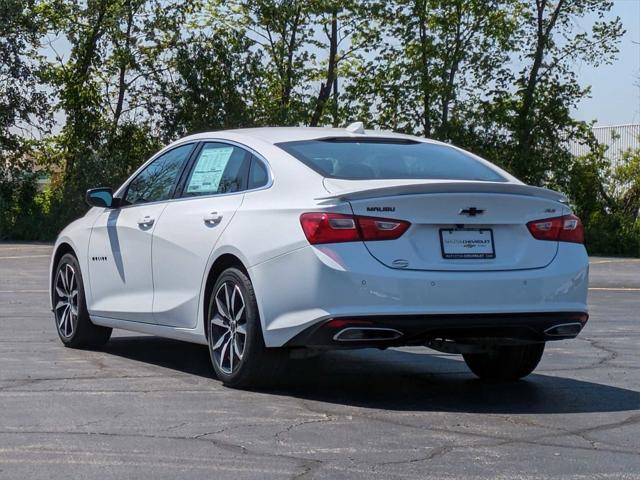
[0,243,638,479]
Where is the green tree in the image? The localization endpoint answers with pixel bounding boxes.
[504,0,624,183]
[147,29,261,140]
[344,0,516,140]
[39,0,188,233]
[0,0,50,239]
[204,0,316,125]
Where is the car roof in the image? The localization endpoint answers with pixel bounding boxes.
[177,126,440,146]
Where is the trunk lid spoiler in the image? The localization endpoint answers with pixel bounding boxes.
[317,179,567,204]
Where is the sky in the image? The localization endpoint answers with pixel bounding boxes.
[572,0,640,126]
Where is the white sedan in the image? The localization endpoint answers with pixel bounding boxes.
[50,125,589,388]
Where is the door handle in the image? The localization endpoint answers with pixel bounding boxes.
[137,215,155,228]
[203,212,223,225]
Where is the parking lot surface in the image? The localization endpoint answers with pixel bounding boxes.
[0,243,638,479]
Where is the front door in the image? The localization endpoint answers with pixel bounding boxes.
[87,143,195,322]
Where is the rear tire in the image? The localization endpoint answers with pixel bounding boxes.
[463,343,545,382]
[53,253,112,349]
[207,267,286,389]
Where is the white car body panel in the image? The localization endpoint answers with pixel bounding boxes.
[88,203,167,322]
[151,193,244,328]
[49,127,589,349]
[250,241,588,347]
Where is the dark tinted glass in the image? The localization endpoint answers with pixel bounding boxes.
[124,144,193,205]
[248,157,269,189]
[277,139,505,182]
[182,143,249,197]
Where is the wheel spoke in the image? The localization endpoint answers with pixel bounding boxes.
[58,306,67,329]
[62,307,70,334]
[224,283,232,319]
[68,268,75,292]
[59,270,67,292]
[55,300,68,310]
[234,303,245,322]
[65,310,71,336]
[212,330,229,350]
[233,336,243,359]
[230,285,239,319]
[236,323,246,335]
[55,284,66,298]
[211,315,226,328]
[220,335,231,368]
[215,283,232,320]
[229,337,234,371]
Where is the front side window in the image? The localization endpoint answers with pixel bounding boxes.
[276,138,506,182]
[124,144,194,205]
[183,143,250,197]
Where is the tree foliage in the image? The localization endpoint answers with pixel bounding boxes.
[0,0,50,238]
[0,0,635,254]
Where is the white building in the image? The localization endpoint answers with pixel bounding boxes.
[570,124,640,166]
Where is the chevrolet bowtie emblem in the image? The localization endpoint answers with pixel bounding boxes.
[459,207,484,217]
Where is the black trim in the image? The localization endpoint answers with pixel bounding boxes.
[284,312,589,348]
[173,141,204,199]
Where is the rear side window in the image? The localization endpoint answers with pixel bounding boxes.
[248,157,269,189]
[183,143,250,196]
[276,138,505,182]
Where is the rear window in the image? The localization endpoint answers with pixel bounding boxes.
[276,138,505,182]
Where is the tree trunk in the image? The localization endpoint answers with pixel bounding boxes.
[416,0,432,137]
[113,1,135,129]
[515,0,565,177]
[310,9,338,127]
[280,6,302,123]
[437,3,463,141]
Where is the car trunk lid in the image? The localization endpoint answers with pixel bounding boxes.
[321,179,567,271]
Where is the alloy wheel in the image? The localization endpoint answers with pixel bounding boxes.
[54,263,78,338]
[210,281,247,374]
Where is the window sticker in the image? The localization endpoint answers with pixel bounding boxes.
[186,146,234,193]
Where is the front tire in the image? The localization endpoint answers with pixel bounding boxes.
[53,253,112,348]
[463,343,545,382]
[207,267,286,389]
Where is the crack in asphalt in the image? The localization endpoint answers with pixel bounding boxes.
[297,401,640,461]
[274,416,334,445]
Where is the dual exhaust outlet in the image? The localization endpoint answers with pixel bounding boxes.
[331,322,584,343]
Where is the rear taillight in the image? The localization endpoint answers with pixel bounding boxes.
[300,212,410,245]
[527,214,584,244]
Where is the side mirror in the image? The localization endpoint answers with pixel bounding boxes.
[86,187,117,208]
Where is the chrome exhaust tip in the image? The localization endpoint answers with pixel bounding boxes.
[333,327,403,342]
[544,322,583,337]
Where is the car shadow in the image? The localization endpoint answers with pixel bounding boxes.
[103,335,640,415]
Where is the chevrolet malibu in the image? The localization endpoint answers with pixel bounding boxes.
[50,124,589,388]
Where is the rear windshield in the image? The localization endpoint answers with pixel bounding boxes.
[276,138,506,182]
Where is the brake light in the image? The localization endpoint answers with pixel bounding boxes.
[300,212,410,245]
[527,214,584,244]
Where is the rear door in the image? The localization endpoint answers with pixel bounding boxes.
[151,142,252,328]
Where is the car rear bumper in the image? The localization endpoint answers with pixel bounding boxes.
[283,311,589,348]
[249,242,589,347]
